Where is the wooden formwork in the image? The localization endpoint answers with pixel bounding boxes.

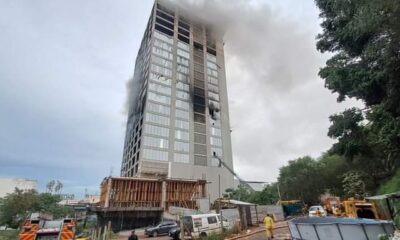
[99,177,207,211]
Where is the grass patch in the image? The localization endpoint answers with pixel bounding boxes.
[0,230,19,240]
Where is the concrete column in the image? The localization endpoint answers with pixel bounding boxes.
[161,181,167,210]
[105,178,112,208]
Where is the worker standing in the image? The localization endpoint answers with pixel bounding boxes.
[128,230,138,240]
[263,214,275,239]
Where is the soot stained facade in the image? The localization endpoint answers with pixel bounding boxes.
[121,0,234,201]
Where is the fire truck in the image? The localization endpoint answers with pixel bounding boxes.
[18,213,76,240]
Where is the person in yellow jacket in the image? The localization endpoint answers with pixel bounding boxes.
[263,214,275,239]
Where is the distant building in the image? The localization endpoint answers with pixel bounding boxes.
[0,178,37,198]
[120,0,234,201]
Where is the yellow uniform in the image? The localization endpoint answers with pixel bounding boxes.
[263,215,274,239]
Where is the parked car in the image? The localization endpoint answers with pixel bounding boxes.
[145,221,178,237]
[308,205,327,217]
[168,226,180,240]
[182,213,230,239]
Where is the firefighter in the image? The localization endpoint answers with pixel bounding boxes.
[316,207,321,217]
[264,214,275,239]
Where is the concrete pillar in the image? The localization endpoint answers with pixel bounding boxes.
[105,178,112,208]
[161,180,167,210]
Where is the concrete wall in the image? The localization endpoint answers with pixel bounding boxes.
[0,178,37,198]
[257,205,285,222]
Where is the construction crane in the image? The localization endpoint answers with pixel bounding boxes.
[213,152,254,192]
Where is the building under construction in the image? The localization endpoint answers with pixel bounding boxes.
[93,177,207,231]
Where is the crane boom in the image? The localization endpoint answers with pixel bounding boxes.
[213,153,254,192]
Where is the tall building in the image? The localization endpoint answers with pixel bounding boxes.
[121,0,234,201]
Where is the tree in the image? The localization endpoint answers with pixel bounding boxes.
[342,172,366,198]
[46,180,56,193]
[319,154,350,197]
[0,188,73,228]
[315,0,400,188]
[278,156,325,204]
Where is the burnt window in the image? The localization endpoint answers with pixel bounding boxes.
[194,113,206,123]
[194,104,205,114]
[194,87,205,96]
[207,48,217,56]
[156,16,174,30]
[155,24,174,37]
[194,42,203,50]
[178,28,190,37]
[194,95,205,106]
[156,10,174,23]
[178,35,190,44]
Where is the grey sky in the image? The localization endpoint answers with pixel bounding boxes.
[0,0,358,196]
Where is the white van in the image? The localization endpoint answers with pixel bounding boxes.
[182,213,230,239]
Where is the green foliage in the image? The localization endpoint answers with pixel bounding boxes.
[315,0,400,190]
[319,154,350,196]
[0,188,74,228]
[378,170,400,194]
[278,156,325,204]
[342,171,366,198]
[0,230,19,240]
[223,184,279,205]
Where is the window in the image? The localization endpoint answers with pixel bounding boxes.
[175,119,189,130]
[208,84,219,93]
[148,92,170,105]
[152,46,173,60]
[142,149,168,161]
[207,61,218,70]
[211,147,223,157]
[150,72,171,85]
[177,73,190,83]
[151,64,172,77]
[207,68,218,77]
[177,65,189,74]
[208,76,218,85]
[207,216,218,224]
[153,39,173,52]
[144,124,169,137]
[147,102,170,116]
[143,136,169,149]
[149,82,171,96]
[177,41,190,51]
[174,141,189,152]
[176,90,190,100]
[176,82,190,92]
[210,127,221,136]
[210,137,222,146]
[177,56,189,66]
[208,92,220,101]
[177,49,190,58]
[175,109,189,119]
[207,53,217,63]
[154,31,173,44]
[152,55,172,68]
[174,153,189,163]
[175,130,189,141]
[176,100,190,110]
[146,113,170,126]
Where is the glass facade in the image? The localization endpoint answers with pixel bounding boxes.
[121,1,232,179]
